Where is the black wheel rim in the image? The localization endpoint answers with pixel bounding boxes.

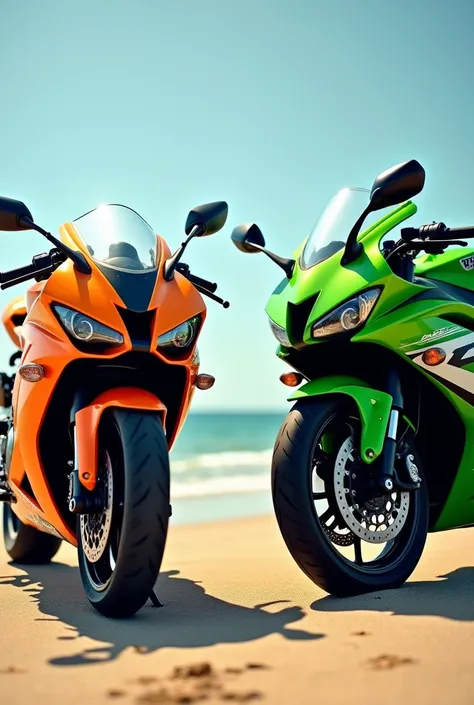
[309,411,421,575]
[80,422,124,592]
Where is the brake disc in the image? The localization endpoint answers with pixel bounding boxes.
[80,452,114,563]
[334,437,410,544]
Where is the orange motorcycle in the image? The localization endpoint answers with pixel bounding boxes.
[0,196,229,617]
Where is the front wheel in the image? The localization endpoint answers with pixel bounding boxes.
[271,398,429,597]
[77,409,170,618]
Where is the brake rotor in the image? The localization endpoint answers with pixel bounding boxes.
[334,437,410,544]
[80,452,114,563]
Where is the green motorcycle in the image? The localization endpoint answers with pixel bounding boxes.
[231,159,474,596]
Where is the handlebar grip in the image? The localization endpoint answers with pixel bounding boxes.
[446,226,474,239]
[0,263,36,284]
[188,273,218,294]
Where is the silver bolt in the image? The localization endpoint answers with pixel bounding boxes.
[351,473,356,479]
[384,478,394,491]
[408,454,414,462]
[363,509,367,516]
[351,490,357,496]
[367,449,375,459]
[354,504,359,510]
[345,488,349,494]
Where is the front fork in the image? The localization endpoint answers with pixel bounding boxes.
[377,368,421,493]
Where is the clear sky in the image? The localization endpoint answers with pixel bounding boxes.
[1,0,473,410]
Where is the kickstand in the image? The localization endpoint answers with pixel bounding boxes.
[149,589,163,608]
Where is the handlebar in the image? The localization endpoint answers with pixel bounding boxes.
[0,250,66,290]
[401,222,474,242]
[174,262,229,307]
[187,273,218,294]
[0,263,36,285]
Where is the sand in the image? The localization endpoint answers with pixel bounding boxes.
[1,514,474,705]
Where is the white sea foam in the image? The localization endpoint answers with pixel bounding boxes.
[170,472,270,499]
[170,448,273,473]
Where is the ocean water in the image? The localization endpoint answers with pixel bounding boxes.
[169,411,287,525]
[0,408,287,526]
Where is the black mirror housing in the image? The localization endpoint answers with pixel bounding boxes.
[185,201,228,237]
[231,223,266,254]
[370,159,425,211]
[0,197,34,232]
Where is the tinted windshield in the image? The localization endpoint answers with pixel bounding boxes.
[73,204,158,272]
[301,187,394,269]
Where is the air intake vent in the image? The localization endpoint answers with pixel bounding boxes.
[117,307,155,352]
[287,293,319,345]
[20,473,39,507]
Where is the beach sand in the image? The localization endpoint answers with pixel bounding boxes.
[1,514,474,704]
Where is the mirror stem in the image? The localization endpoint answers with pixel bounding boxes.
[163,224,203,281]
[340,205,372,266]
[19,216,91,275]
[252,244,295,278]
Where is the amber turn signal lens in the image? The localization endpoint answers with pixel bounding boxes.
[195,373,215,390]
[280,372,303,387]
[18,363,44,382]
[421,347,446,366]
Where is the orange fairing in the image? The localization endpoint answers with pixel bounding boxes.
[2,295,27,349]
[75,388,167,492]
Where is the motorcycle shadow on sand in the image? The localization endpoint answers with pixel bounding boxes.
[0,563,323,667]
[311,567,474,621]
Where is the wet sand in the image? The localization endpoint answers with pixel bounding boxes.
[1,514,474,704]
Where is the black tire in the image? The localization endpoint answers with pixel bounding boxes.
[77,409,170,618]
[2,504,62,564]
[271,397,429,597]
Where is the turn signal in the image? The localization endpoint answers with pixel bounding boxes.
[280,372,303,387]
[195,374,215,390]
[422,347,446,366]
[18,363,44,382]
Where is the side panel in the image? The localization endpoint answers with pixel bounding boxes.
[289,375,393,463]
[353,300,474,531]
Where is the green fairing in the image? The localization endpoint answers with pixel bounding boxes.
[289,375,393,462]
[263,195,474,533]
[265,202,420,335]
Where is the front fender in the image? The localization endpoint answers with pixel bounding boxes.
[288,375,392,464]
[75,387,167,491]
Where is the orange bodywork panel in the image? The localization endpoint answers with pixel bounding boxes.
[2,295,27,349]
[75,387,167,492]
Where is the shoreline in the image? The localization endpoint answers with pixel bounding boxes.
[169,489,274,526]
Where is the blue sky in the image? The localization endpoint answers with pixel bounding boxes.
[1,0,473,410]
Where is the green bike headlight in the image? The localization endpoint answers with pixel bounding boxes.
[311,288,381,339]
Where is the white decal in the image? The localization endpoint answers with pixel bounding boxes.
[399,325,462,349]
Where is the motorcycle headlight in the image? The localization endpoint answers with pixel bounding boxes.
[157,316,200,350]
[53,305,124,345]
[311,288,381,339]
[268,317,291,348]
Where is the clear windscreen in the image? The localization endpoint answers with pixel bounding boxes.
[301,188,396,269]
[73,204,158,273]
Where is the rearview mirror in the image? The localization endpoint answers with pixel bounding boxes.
[0,197,34,232]
[185,201,228,237]
[369,159,425,211]
[231,223,266,254]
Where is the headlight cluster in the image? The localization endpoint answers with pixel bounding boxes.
[157,316,200,351]
[53,305,124,345]
[311,288,381,338]
[268,318,291,348]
